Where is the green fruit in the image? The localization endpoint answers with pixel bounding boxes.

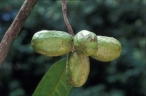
[66,52,90,87]
[91,36,122,62]
[73,30,98,56]
[31,30,73,56]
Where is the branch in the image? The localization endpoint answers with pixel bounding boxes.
[61,0,75,36]
[0,0,37,68]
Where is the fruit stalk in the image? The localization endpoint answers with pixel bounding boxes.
[61,0,75,36]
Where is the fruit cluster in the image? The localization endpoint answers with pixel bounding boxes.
[31,30,122,87]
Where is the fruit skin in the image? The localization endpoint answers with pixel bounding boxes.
[73,30,98,56]
[31,30,73,56]
[91,36,122,62]
[66,52,90,87]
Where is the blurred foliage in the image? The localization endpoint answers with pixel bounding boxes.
[0,0,146,96]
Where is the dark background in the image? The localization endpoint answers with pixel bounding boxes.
[0,0,145,96]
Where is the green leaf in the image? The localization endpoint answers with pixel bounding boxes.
[32,58,72,96]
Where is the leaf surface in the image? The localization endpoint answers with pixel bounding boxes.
[32,58,72,96]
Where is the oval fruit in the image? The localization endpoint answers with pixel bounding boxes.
[31,30,73,56]
[91,36,122,62]
[66,52,90,87]
[73,30,98,56]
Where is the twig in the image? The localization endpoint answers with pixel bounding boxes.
[0,0,37,68]
[61,0,75,36]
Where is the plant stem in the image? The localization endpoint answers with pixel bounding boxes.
[0,0,37,68]
[61,0,75,36]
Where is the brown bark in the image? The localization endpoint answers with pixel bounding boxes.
[0,0,37,68]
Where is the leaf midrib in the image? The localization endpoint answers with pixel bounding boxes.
[49,65,66,96]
